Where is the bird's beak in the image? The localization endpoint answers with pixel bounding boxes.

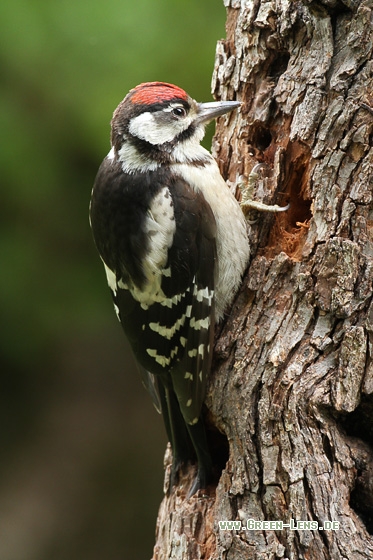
[196,100,241,124]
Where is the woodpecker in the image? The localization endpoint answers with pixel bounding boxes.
[90,82,250,496]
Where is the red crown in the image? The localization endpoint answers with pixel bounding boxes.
[129,82,188,105]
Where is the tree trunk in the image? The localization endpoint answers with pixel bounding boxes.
[152,1,373,558]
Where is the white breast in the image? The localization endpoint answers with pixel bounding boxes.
[171,159,250,320]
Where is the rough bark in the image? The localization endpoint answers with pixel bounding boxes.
[152,1,373,559]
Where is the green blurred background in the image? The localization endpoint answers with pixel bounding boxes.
[0,1,225,559]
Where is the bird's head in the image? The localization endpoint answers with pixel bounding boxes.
[109,82,241,170]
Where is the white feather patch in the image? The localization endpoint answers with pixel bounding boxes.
[146,346,179,367]
[148,311,187,340]
[106,146,115,161]
[117,141,160,173]
[189,316,210,330]
[104,263,117,296]
[129,187,176,306]
[170,128,209,163]
[128,111,193,146]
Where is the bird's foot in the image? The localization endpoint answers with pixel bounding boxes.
[239,163,289,220]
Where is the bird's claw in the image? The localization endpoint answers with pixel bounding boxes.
[239,163,289,217]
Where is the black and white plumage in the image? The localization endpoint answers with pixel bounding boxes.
[90,82,250,495]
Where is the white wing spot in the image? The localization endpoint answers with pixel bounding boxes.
[118,279,128,289]
[184,372,193,380]
[103,263,117,296]
[188,344,205,358]
[113,303,120,320]
[190,316,210,330]
[160,292,183,309]
[149,313,187,340]
[186,399,192,407]
[170,347,179,360]
[146,349,170,367]
[146,345,179,367]
[193,285,214,304]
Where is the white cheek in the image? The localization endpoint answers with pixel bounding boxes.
[128,111,191,145]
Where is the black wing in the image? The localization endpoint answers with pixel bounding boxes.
[90,159,217,425]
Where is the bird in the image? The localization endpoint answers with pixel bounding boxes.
[89,82,251,497]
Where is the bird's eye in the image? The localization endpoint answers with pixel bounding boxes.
[172,106,187,118]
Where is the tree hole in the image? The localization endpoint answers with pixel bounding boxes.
[206,422,230,484]
[340,394,373,443]
[350,471,373,535]
[267,51,290,79]
[340,395,373,535]
[265,141,312,260]
[251,126,273,151]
